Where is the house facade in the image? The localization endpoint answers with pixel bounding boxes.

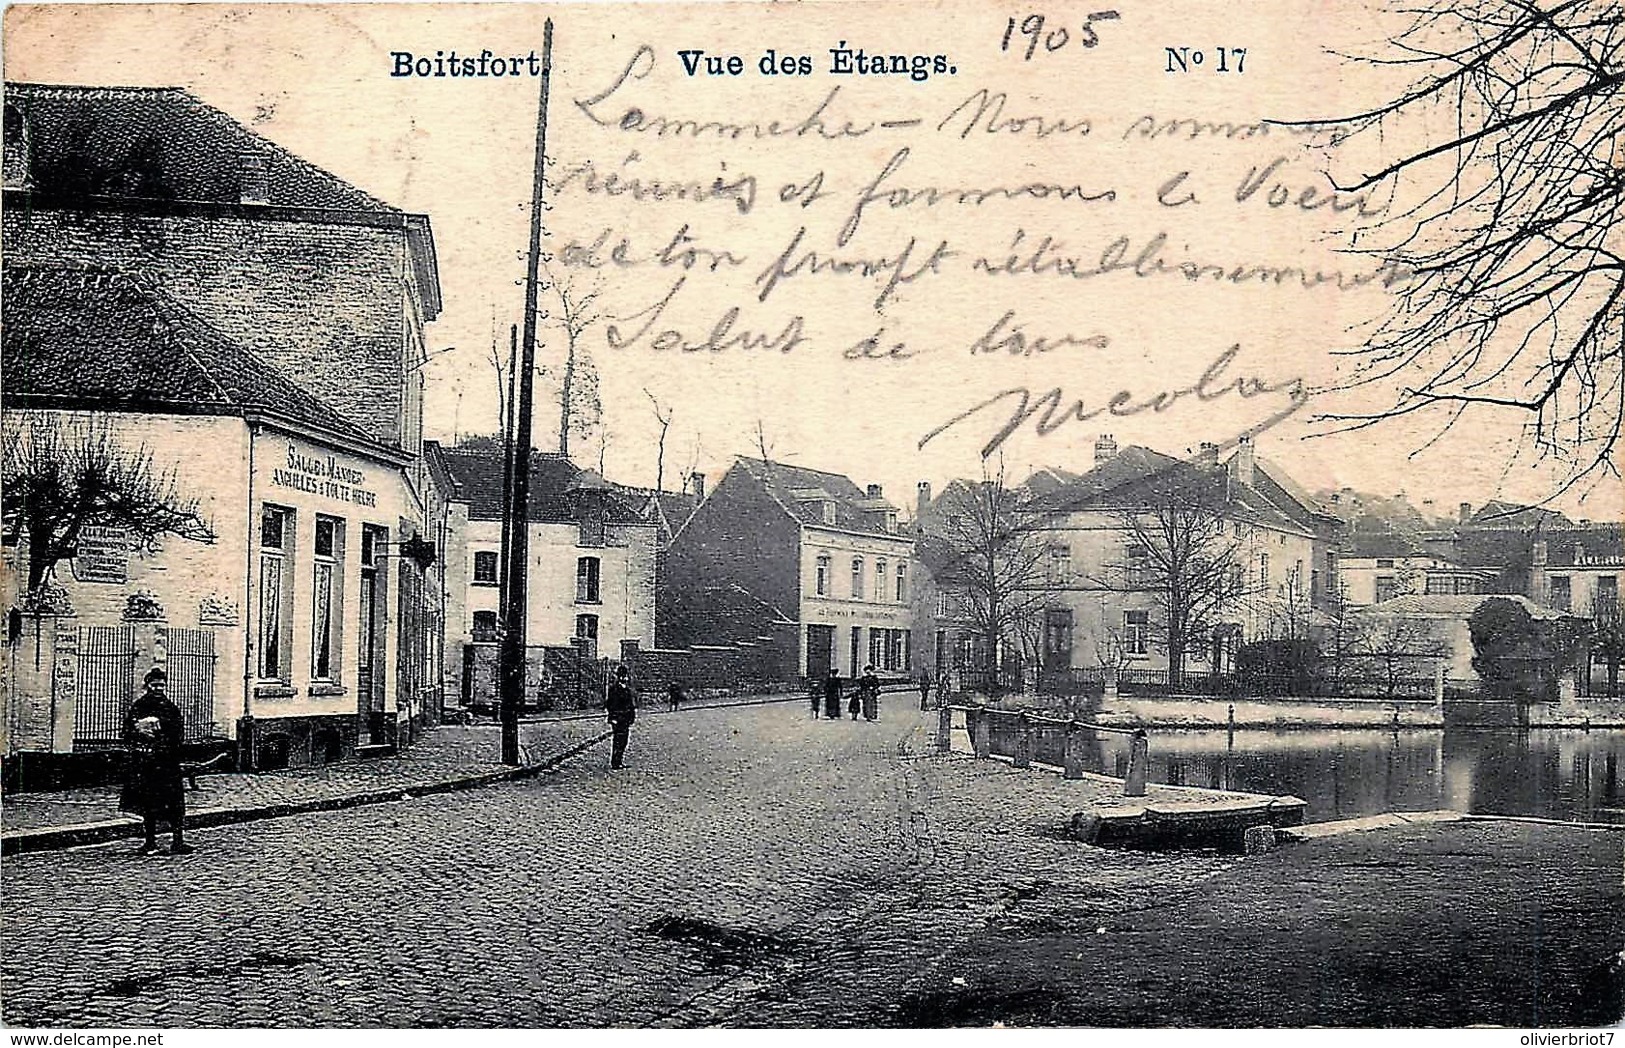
[432,444,657,709]
[662,458,916,680]
[1,84,445,768]
[1021,437,1342,679]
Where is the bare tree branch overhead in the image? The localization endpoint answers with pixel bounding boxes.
[1300,0,1625,497]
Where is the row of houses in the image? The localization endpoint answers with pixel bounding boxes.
[3,80,1618,780]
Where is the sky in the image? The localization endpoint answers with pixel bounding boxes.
[6,1,1621,521]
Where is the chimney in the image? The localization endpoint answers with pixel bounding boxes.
[239,151,270,205]
[689,472,706,500]
[1228,435,1255,487]
[1196,442,1219,468]
[866,483,883,499]
[1459,502,1472,523]
[1094,434,1118,466]
[916,481,931,520]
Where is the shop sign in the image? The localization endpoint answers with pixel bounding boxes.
[271,441,380,507]
[71,526,130,584]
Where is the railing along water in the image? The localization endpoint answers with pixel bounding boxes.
[940,704,1149,797]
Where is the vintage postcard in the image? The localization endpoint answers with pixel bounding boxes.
[2,0,1623,1033]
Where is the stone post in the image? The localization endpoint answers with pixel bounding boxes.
[1062,721,1086,780]
[1013,712,1031,768]
[1124,728,1149,797]
[48,617,78,752]
[971,708,992,759]
[935,704,953,754]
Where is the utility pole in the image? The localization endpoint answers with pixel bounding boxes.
[500,18,553,766]
[498,324,517,616]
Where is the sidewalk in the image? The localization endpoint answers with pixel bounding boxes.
[1,719,610,854]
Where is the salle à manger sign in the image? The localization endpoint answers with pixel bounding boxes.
[270,440,379,507]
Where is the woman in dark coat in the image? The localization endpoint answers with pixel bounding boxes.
[119,667,192,855]
[859,665,880,722]
[823,668,842,719]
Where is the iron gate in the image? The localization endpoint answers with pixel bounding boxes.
[73,625,138,748]
[168,628,218,742]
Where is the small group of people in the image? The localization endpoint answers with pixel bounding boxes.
[816,666,884,722]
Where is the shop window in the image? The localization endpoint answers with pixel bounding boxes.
[576,556,601,604]
[473,550,498,585]
[311,516,344,681]
[258,505,294,681]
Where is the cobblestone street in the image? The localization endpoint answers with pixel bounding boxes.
[4,703,1621,1028]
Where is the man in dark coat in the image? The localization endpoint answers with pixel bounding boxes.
[605,666,637,769]
[823,668,842,719]
[120,667,192,855]
[918,671,933,710]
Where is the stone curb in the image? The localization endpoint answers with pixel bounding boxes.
[1,729,612,857]
[1276,809,1463,843]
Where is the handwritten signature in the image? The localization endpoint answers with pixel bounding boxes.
[918,343,1309,458]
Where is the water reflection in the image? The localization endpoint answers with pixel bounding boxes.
[1088,728,1625,824]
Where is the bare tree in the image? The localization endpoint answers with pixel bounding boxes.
[646,388,674,491]
[2,417,216,596]
[1347,615,1449,698]
[543,262,602,460]
[928,464,1058,692]
[1092,467,1254,685]
[1305,0,1625,496]
[1590,595,1624,696]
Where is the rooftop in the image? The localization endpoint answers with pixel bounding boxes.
[3,263,379,450]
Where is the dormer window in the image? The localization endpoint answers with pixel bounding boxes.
[823,502,836,525]
[886,510,898,533]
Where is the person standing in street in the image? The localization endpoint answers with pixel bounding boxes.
[606,666,637,769]
[120,667,192,856]
[860,665,880,722]
[823,667,843,720]
[918,671,933,711]
[668,681,686,713]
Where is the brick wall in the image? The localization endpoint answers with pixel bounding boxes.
[4,207,413,449]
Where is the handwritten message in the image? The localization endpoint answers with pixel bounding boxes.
[544,12,1400,469]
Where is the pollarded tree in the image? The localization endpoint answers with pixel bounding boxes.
[2,417,216,598]
[1309,0,1625,495]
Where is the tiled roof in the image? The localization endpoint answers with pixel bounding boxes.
[436,446,647,525]
[5,83,394,212]
[1469,500,1574,529]
[1543,525,1625,567]
[2,263,376,446]
[735,457,900,538]
[1341,529,1430,560]
[1030,445,1318,534]
[1359,593,1566,620]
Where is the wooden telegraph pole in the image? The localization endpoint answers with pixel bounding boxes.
[500,19,554,766]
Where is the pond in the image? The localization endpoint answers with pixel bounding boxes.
[1091,727,1625,824]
